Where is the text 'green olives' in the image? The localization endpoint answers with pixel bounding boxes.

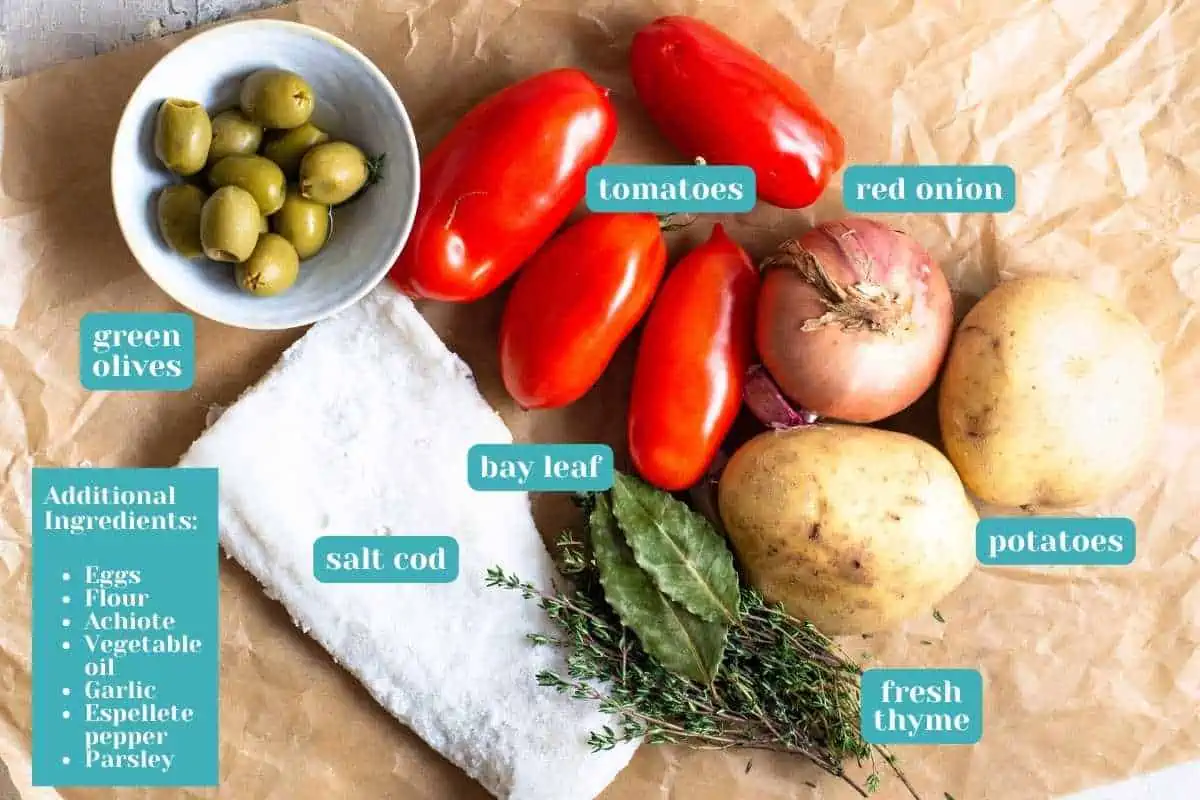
[239,69,315,129]
[200,186,262,263]
[273,190,330,259]
[236,234,300,297]
[262,123,330,177]
[156,184,208,258]
[154,99,212,177]
[208,155,287,215]
[208,110,264,164]
[299,142,370,205]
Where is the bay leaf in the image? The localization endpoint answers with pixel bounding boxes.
[610,471,740,624]
[589,493,727,684]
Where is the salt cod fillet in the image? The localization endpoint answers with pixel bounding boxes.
[177,288,637,800]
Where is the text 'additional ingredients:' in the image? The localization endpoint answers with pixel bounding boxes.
[32,467,218,787]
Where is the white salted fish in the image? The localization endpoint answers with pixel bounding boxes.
[178,288,637,800]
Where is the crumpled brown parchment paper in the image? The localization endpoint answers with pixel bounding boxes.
[1,1,1199,798]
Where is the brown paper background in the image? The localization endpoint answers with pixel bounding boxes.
[2,0,1199,798]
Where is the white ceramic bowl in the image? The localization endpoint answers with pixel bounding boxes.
[112,20,420,330]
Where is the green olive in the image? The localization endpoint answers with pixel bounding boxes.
[207,154,286,215]
[272,189,330,259]
[153,99,212,176]
[239,69,315,129]
[236,234,300,297]
[200,186,262,263]
[261,123,330,177]
[155,184,208,258]
[208,110,263,164]
[258,214,269,234]
[299,142,370,205]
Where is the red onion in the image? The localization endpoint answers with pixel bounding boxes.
[743,364,818,430]
[755,218,953,423]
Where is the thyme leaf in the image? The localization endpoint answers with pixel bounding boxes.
[487,555,922,797]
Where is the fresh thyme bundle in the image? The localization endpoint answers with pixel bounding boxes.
[487,472,920,798]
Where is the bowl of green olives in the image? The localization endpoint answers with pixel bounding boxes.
[112,20,420,330]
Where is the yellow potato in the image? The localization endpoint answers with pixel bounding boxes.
[718,424,977,635]
[938,276,1164,509]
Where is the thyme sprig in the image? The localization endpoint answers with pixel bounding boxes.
[486,532,921,799]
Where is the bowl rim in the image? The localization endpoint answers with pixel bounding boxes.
[111,18,421,331]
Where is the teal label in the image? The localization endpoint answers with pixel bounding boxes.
[313,536,459,583]
[467,444,613,492]
[80,313,195,392]
[843,165,1016,213]
[977,516,1135,566]
[861,668,983,745]
[586,165,756,213]
[32,468,219,787]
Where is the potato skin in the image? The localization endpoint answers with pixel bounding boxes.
[938,277,1164,508]
[717,424,978,635]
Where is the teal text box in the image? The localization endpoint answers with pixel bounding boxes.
[313,536,459,583]
[977,516,1135,566]
[861,668,983,745]
[467,444,613,492]
[586,165,756,213]
[79,313,195,392]
[843,165,1016,213]
[32,467,219,787]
